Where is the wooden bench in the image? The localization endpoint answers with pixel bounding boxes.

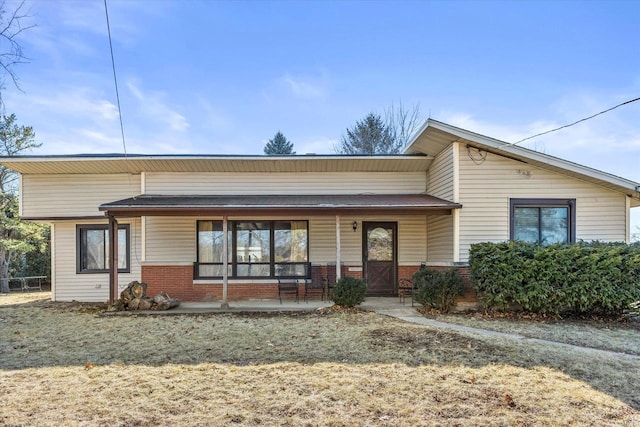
[277,278,299,304]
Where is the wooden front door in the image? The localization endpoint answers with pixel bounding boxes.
[363,222,397,296]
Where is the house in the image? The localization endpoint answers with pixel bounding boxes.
[2,119,639,303]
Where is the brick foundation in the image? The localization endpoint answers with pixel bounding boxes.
[141,264,477,305]
[141,265,296,301]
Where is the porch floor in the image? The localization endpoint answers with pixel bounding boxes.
[105,297,420,316]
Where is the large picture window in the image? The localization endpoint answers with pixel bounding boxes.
[510,199,575,245]
[77,224,130,273]
[196,220,309,279]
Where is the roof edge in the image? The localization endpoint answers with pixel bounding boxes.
[406,118,640,198]
[0,153,432,162]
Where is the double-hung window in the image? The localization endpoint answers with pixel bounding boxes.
[196,220,309,279]
[77,224,130,273]
[510,199,575,245]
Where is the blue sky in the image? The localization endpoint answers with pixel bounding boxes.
[3,0,640,233]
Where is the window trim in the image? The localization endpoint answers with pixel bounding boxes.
[509,198,576,244]
[76,224,131,274]
[195,220,310,280]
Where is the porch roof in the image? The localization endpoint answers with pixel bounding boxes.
[99,194,461,216]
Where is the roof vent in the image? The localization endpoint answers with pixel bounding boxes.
[305,153,316,156]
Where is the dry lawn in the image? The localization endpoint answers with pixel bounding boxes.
[1,292,639,426]
[431,312,640,356]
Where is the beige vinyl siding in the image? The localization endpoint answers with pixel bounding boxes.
[52,219,142,302]
[143,215,427,266]
[458,150,628,262]
[144,217,196,263]
[427,215,454,263]
[22,174,139,218]
[427,145,454,201]
[309,217,336,263]
[144,172,426,195]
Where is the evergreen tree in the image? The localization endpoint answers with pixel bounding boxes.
[264,131,295,155]
[0,114,46,293]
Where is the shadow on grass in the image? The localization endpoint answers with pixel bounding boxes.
[1,301,638,411]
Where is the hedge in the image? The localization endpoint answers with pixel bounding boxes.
[412,268,464,313]
[331,277,366,307]
[469,241,640,315]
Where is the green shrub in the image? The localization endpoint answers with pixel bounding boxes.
[412,268,464,312]
[469,241,640,316]
[331,277,366,307]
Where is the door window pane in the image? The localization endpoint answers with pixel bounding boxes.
[367,227,393,261]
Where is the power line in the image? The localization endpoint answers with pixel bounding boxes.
[510,96,640,146]
[103,0,127,157]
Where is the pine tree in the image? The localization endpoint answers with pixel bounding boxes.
[0,114,45,293]
[264,131,295,155]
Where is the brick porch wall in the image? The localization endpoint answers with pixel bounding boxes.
[141,264,477,304]
[142,265,305,302]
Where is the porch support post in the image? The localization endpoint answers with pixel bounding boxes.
[221,215,229,309]
[108,214,119,304]
[335,214,341,281]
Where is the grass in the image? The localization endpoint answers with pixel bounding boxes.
[429,311,640,356]
[1,292,639,426]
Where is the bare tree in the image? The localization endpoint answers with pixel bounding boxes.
[336,113,400,154]
[0,0,34,106]
[385,101,423,149]
[336,102,424,155]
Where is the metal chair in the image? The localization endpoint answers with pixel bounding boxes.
[277,278,299,303]
[398,278,417,306]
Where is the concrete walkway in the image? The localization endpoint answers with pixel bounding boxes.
[365,298,640,362]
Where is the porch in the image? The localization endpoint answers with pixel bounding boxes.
[99,194,462,305]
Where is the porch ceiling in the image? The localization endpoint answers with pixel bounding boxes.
[99,194,461,217]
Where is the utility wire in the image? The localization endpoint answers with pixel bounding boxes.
[510,96,640,146]
[104,0,127,158]
[104,0,141,267]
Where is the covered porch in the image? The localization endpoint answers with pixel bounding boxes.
[100,194,461,305]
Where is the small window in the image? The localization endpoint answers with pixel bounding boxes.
[77,224,130,273]
[510,199,575,244]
